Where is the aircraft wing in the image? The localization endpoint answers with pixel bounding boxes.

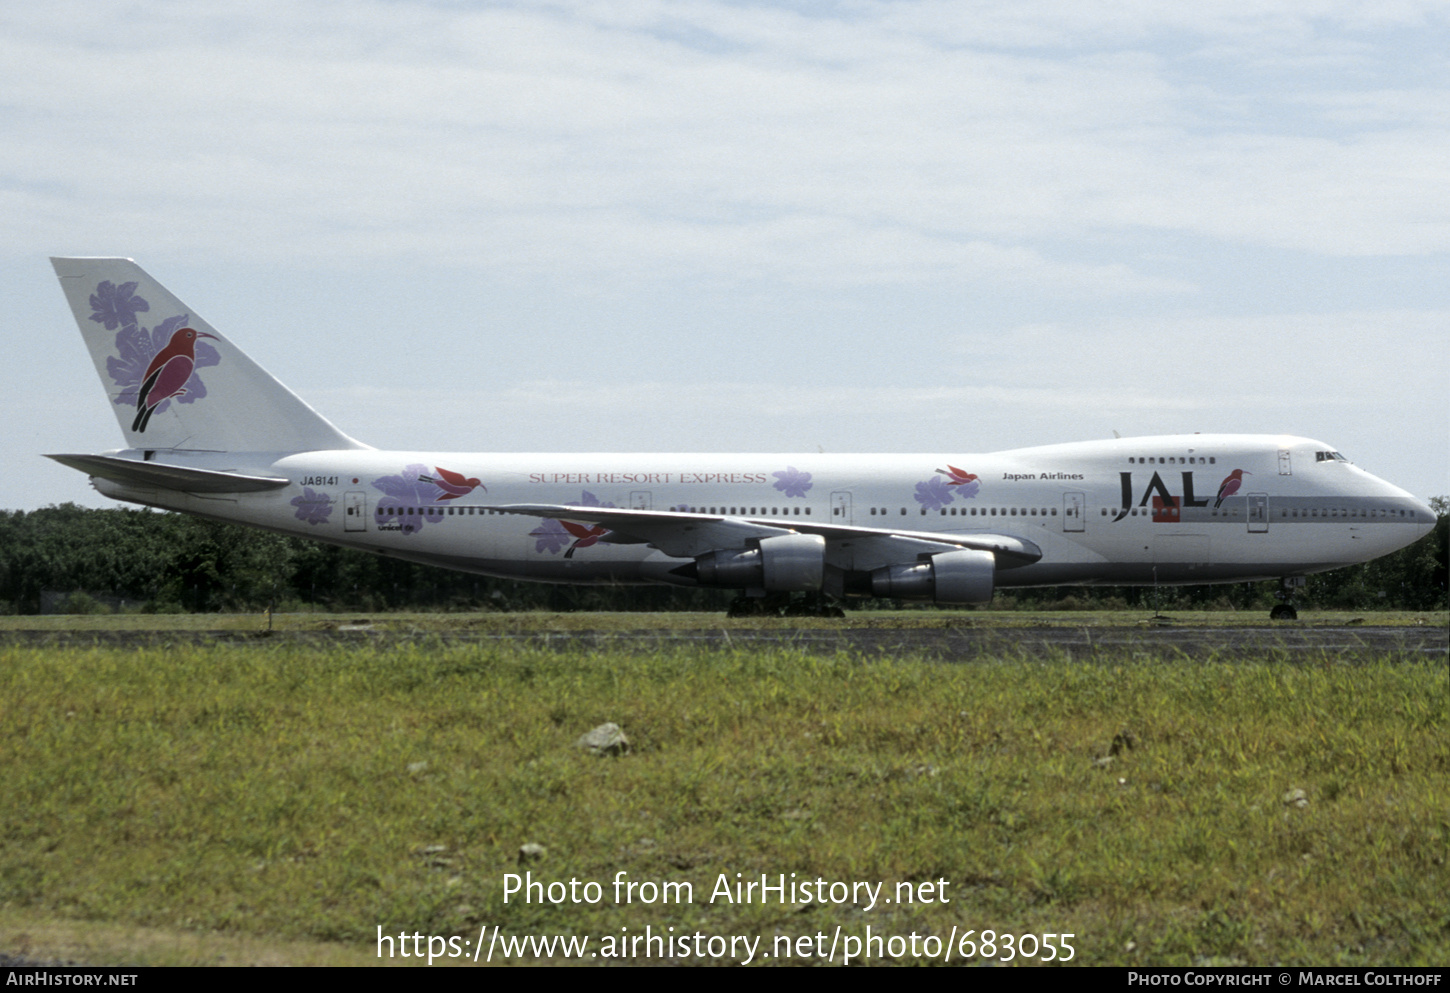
[489,504,1042,567]
[759,518,1042,568]
[489,504,799,558]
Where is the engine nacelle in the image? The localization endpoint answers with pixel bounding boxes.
[695,533,826,592]
[870,548,995,604]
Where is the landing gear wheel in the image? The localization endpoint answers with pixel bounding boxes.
[1272,576,1305,622]
[786,592,847,618]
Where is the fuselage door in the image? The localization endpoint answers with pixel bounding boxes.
[344,491,367,532]
[630,490,653,510]
[1064,491,1086,533]
[1247,493,1269,533]
[1278,450,1292,475]
[830,491,853,526]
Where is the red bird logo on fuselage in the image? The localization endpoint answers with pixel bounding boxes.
[419,466,485,500]
[133,327,216,433]
[560,520,609,557]
[936,465,979,486]
[1214,469,1251,508]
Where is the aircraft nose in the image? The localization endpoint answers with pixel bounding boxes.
[1410,497,1439,539]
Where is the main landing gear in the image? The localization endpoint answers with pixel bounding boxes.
[726,591,846,618]
[1270,576,1306,621]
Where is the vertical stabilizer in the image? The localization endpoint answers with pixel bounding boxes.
[52,257,368,453]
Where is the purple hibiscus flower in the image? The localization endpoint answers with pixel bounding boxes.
[105,311,221,413]
[291,488,335,526]
[88,280,150,330]
[772,466,813,498]
[372,464,447,535]
[531,491,617,555]
[529,519,572,554]
[914,476,955,512]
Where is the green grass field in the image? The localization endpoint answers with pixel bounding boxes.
[1,615,1446,966]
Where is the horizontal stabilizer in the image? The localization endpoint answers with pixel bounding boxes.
[46,453,289,493]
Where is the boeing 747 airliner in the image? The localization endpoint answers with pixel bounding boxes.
[48,258,1436,618]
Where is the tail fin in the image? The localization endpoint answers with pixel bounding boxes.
[52,257,367,453]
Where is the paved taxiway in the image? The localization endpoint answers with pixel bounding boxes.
[3,624,1444,662]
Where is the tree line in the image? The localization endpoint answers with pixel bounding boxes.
[0,500,1443,614]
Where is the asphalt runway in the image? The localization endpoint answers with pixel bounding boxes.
[3,623,1445,662]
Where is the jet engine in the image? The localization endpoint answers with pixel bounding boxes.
[869,548,995,604]
[694,533,826,592]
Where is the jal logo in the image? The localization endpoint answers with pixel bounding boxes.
[1113,469,1250,523]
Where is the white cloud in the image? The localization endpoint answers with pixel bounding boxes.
[5,0,1447,284]
[5,1,1447,509]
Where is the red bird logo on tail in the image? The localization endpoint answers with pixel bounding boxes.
[133,327,217,433]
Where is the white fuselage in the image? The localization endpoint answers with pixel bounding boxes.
[89,433,1436,596]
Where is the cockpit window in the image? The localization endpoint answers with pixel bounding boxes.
[1315,451,1350,463]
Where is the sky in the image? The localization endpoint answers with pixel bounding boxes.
[3,0,1447,510]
